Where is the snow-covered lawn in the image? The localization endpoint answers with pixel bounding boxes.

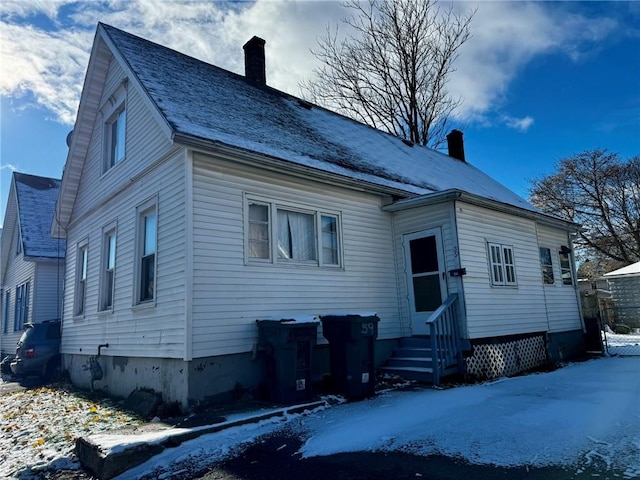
[122,357,640,480]
[0,382,142,478]
[2,357,638,479]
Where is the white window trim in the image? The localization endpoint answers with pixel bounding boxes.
[487,242,517,287]
[100,80,128,174]
[244,194,343,268]
[99,222,118,313]
[134,196,158,307]
[74,239,89,318]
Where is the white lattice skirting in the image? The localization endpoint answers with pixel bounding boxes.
[465,334,547,380]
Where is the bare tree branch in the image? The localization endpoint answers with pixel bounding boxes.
[300,0,474,149]
[530,150,640,267]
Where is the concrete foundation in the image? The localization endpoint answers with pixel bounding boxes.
[547,329,586,363]
[63,337,400,408]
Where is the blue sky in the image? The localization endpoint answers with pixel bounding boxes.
[1,1,639,225]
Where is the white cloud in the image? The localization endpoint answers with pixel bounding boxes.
[0,162,18,171]
[0,0,625,128]
[501,115,534,132]
[450,1,619,120]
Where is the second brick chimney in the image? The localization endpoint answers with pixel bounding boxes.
[446,129,466,162]
[243,36,266,86]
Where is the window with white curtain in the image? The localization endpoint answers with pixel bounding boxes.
[246,196,341,267]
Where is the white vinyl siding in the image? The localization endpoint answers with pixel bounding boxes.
[535,225,582,333]
[191,152,400,357]
[62,152,186,359]
[391,203,461,337]
[61,50,183,359]
[455,202,548,339]
[69,57,175,227]
[32,261,64,322]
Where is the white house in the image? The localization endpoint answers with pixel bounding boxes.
[53,24,585,406]
[1,172,65,359]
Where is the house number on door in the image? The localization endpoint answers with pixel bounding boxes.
[361,323,375,336]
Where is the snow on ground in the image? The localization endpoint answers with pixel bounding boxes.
[0,381,142,478]
[605,331,640,356]
[119,357,640,480]
[2,357,638,479]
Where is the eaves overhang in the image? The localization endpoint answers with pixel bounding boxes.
[172,132,424,200]
[383,189,580,232]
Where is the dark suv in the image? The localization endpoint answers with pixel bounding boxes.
[10,320,61,380]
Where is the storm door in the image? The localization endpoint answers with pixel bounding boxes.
[403,228,447,335]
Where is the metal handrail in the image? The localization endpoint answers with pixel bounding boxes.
[426,293,463,385]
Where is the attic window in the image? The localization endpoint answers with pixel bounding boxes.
[101,81,128,174]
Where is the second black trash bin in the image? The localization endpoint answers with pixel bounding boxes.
[256,318,319,404]
[320,313,379,399]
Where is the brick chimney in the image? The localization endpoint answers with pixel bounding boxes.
[446,129,466,162]
[243,36,266,86]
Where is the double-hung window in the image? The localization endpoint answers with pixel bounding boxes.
[137,201,157,304]
[539,247,554,284]
[488,242,517,286]
[559,251,573,285]
[102,81,128,173]
[100,226,117,311]
[247,197,341,267]
[14,282,29,331]
[75,243,88,316]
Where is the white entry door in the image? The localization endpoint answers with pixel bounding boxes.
[403,228,447,335]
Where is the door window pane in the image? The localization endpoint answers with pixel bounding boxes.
[409,236,438,274]
[413,275,442,312]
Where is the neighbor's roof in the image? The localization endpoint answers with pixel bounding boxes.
[604,261,640,278]
[100,24,536,213]
[14,172,65,258]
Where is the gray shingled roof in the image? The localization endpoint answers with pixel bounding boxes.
[101,24,535,212]
[14,172,65,258]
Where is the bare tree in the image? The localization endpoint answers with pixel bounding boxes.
[530,149,640,266]
[301,0,474,149]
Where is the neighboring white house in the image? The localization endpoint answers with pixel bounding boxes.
[52,24,584,407]
[603,261,640,329]
[1,173,65,359]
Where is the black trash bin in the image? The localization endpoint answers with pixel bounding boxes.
[320,314,379,399]
[256,318,319,404]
